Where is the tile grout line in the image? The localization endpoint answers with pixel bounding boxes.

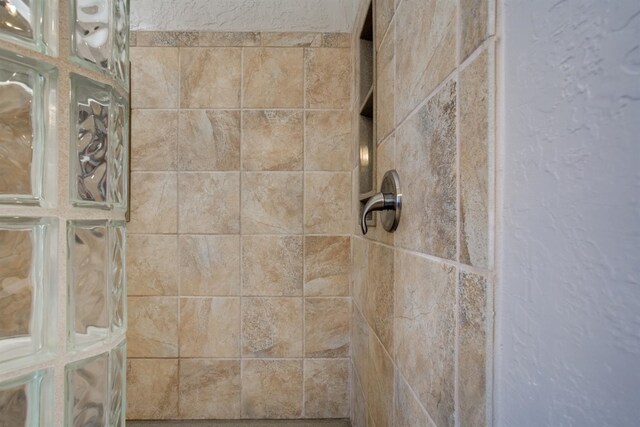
[176,44,182,419]
[239,45,245,419]
[302,44,307,419]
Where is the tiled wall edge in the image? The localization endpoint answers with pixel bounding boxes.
[130,31,351,48]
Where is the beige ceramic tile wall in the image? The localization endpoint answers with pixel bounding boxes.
[126,31,353,420]
[350,0,496,426]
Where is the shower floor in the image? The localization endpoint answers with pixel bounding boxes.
[127,420,351,427]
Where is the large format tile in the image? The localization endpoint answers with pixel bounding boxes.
[394,251,456,427]
[179,359,241,419]
[366,242,394,355]
[304,236,351,297]
[242,297,302,358]
[127,234,178,296]
[178,110,241,171]
[305,111,351,172]
[395,80,457,259]
[395,0,456,120]
[131,110,178,171]
[127,297,179,357]
[180,48,241,108]
[461,0,489,61]
[241,360,303,418]
[179,235,240,296]
[242,110,303,171]
[242,235,303,296]
[376,21,395,142]
[241,172,303,234]
[178,172,240,234]
[458,271,488,427]
[243,48,304,108]
[367,332,394,427]
[128,172,178,234]
[394,373,434,427]
[127,359,179,419]
[305,298,350,358]
[304,359,349,418]
[304,173,351,235]
[459,50,490,268]
[131,47,179,108]
[305,48,351,109]
[179,298,240,357]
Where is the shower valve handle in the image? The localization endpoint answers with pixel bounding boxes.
[360,170,402,235]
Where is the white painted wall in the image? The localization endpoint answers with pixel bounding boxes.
[130,0,355,32]
[496,0,640,425]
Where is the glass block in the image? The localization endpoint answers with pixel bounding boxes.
[71,0,130,85]
[112,0,129,85]
[0,49,56,206]
[0,0,56,54]
[70,74,128,210]
[71,0,111,71]
[0,369,53,426]
[109,93,128,209]
[109,221,125,335]
[67,220,109,350]
[65,352,108,427]
[108,341,125,427]
[0,218,56,369]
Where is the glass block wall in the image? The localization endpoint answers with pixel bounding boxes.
[0,1,129,425]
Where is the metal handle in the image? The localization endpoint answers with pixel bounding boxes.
[360,170,402,235]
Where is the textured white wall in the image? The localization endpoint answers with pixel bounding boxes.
[496,0,640,425]
[131,0,355,32]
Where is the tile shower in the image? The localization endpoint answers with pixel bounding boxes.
[0,0,130,425]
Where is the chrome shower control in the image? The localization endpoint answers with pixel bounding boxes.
[360,170,402,235]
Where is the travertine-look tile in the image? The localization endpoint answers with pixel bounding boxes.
[135,31,199,46]
[128,172,177,234]
[305,298,350,358]
[395,80,457,259]
[178,110,241,171]
[127,297,178,357]
[179,235,240,296]
[376,21,395,142]
[305,48,351,109]
[367,332,394,427]
[242,297,302,357]
[242,110,303,171]
[352,304,369,399]
[179,359,241,419]
[394,373,434,427]
[305,111,352,171]
[461,0,488,61]
[260,32,321,47]
[366,242,394,355]
[180,48,241,108]
[197,32,260,47]
[179,298,240,357]
[131,47,179,108]
[351,364,368,427]
[127,359,179,419]
[458,272,488,427]
[304,236,351,296]
[304,359,349,418]
[375,0,395,51]
[178,172,240,234]
[241,172,303,234]
[127,234,178,296]
[131,110,178,171]
[242,235,303,296]
[394,250,456,427]
[352,237,369,312]
[460,50,490,268]
[322,33,351,48]
[242,360,303,418]
[304,172,351,234]
[395,0,456,120]
[243,48,304,108]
